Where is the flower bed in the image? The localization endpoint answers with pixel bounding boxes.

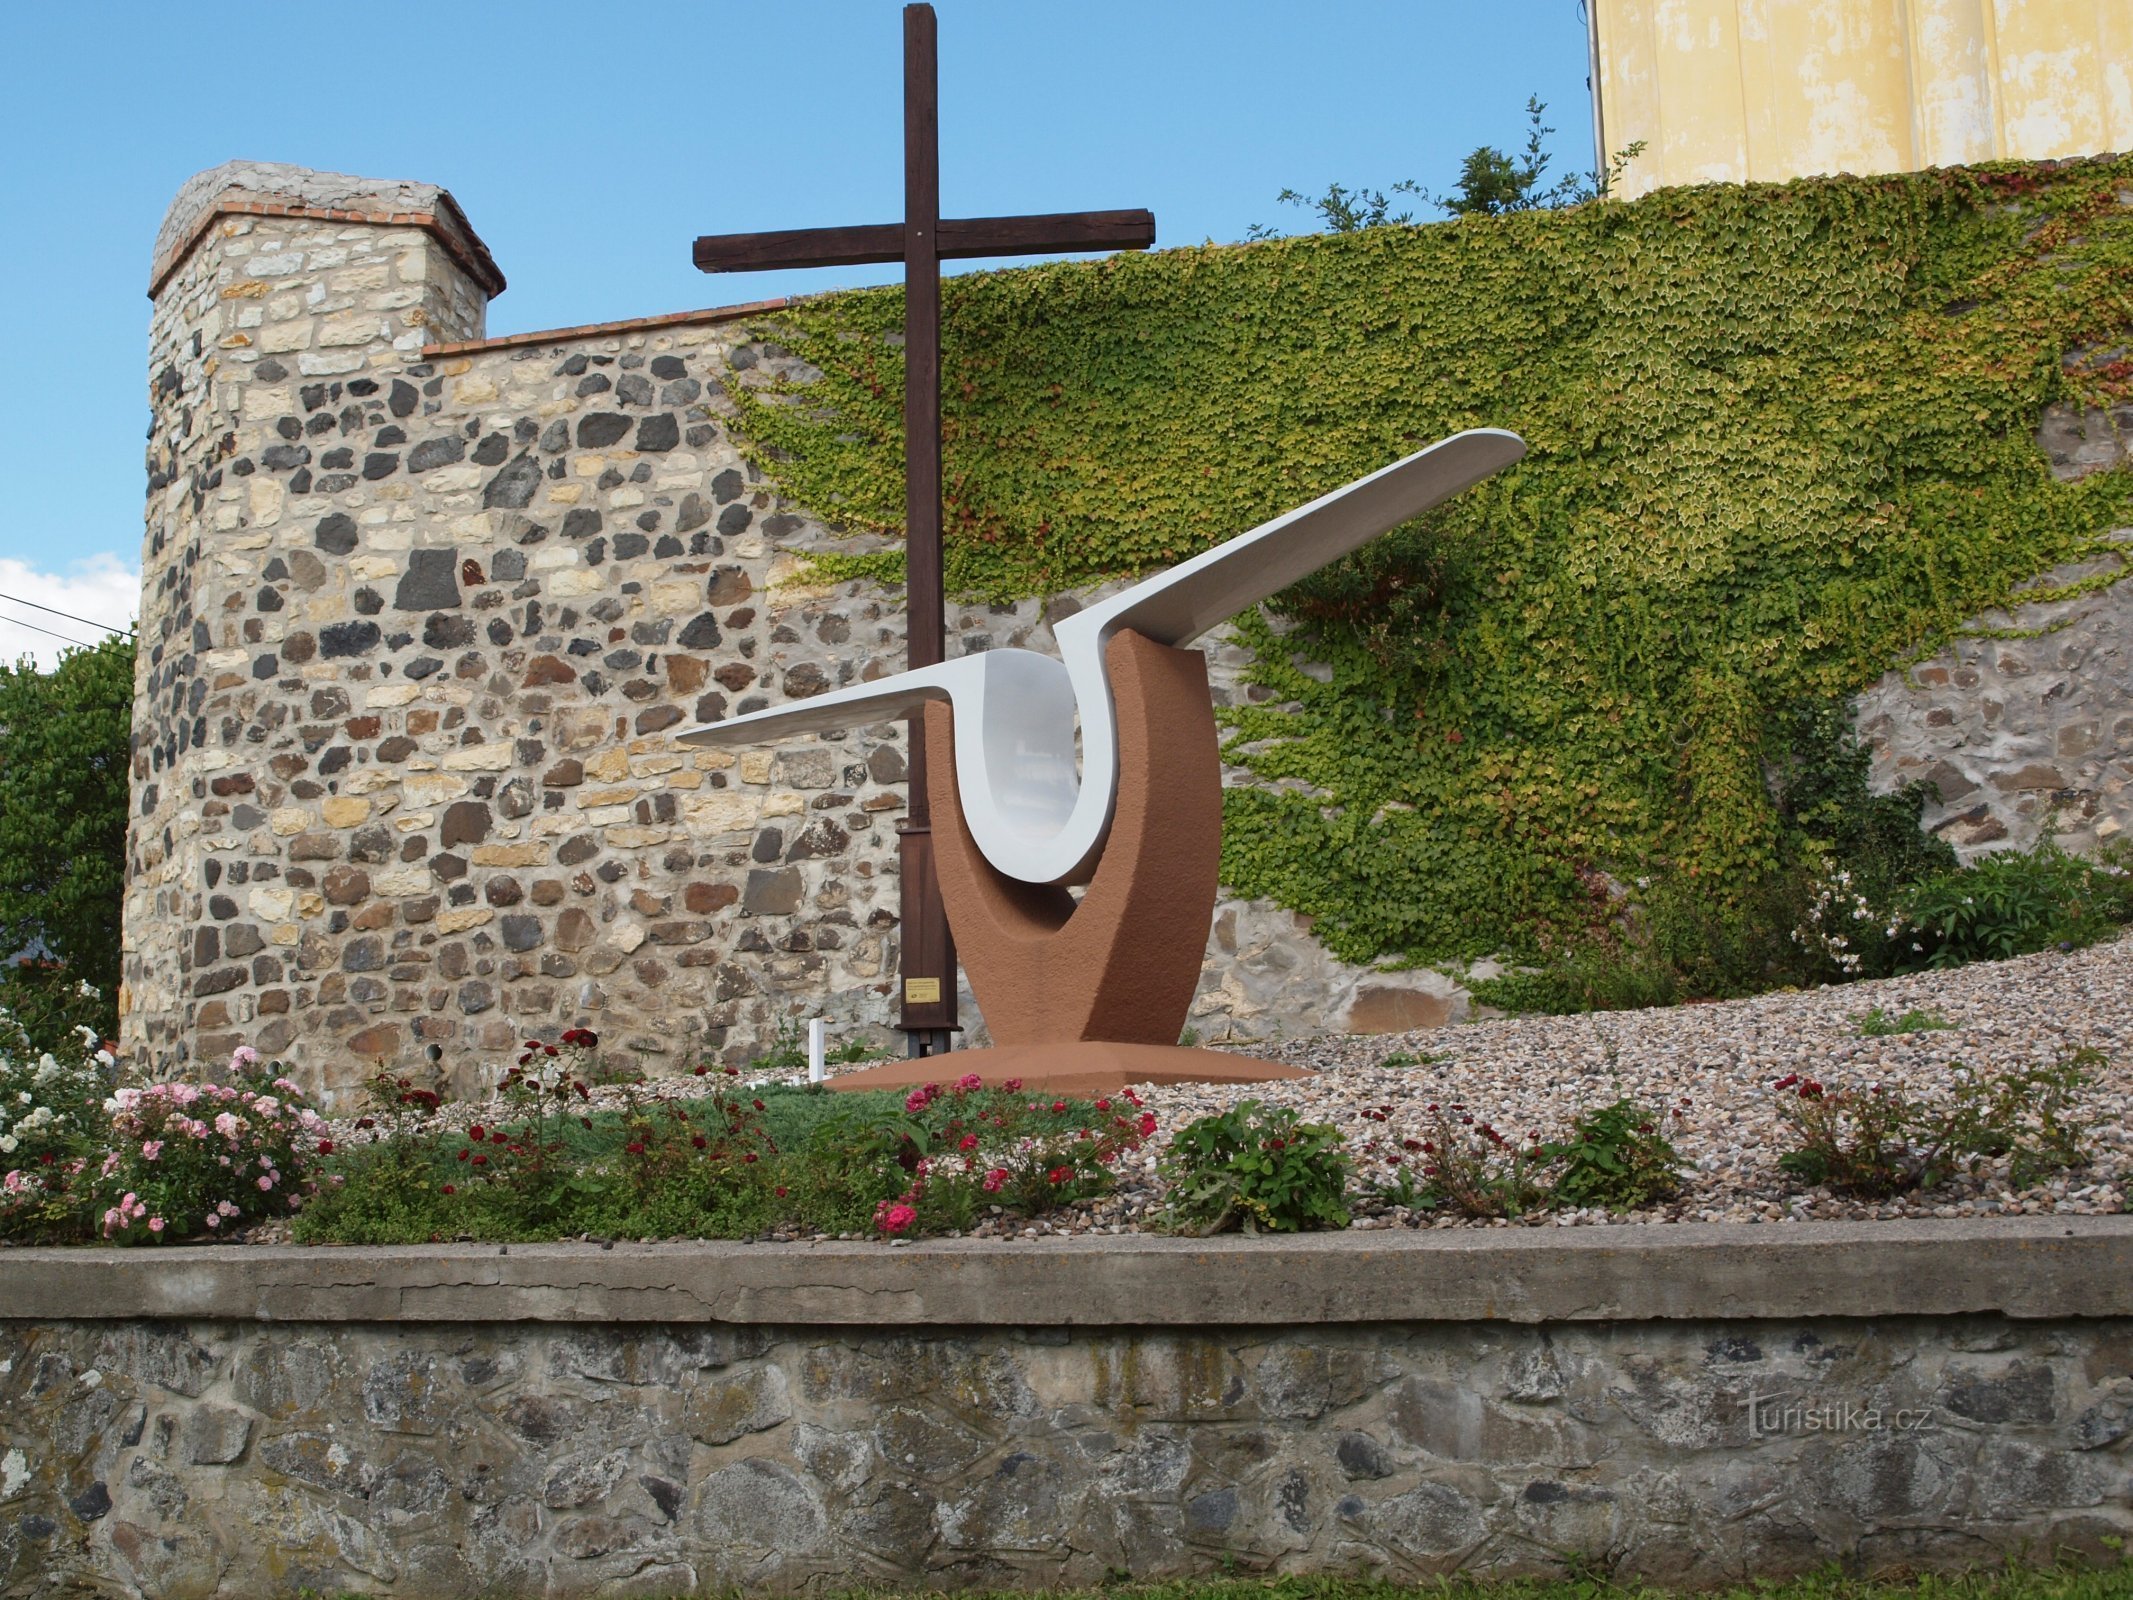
[6,941,2130,1249]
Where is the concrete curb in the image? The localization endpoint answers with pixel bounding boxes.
[3,1216,2128,1325]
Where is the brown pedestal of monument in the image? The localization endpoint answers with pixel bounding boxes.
[828,631,1309,1095]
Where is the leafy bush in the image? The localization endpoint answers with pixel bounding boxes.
[1157,1101,1352,1234]
[94,1048,325,1242]
[1901,845,2133,968]
[1774,1052,2097,1198]
[1401,1102,1550,1219]
[0,963,115,1061]
[836,1075,1155,1238]
[1546,1096,1688,1212]
[0,1028,112,1240]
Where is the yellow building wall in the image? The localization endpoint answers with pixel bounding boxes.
[1595,0,2133,198]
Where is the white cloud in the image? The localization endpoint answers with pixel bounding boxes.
[0,554,139,671]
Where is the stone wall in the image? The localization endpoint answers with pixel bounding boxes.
[123,164,1476,1102]
[1859,402,2133,858]
[4,1310,2129,1594]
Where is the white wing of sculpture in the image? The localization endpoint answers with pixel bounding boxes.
[677,427,1526,885]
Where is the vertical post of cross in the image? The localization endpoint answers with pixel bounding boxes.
[895,1,959,1056]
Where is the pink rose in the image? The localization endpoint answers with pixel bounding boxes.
[982,1169,1008,1193]
[147,1217,165,1235]
[878,1202,917,1235]
[258,1175,274,1191]
[141,1140,163,1162]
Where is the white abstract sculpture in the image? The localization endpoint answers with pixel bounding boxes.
[680,428,1527,886]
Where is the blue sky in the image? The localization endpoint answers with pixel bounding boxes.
[0,0,1596,664]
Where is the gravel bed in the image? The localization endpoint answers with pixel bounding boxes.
[299,936,2131,1244]
[1109,933,2133,1232]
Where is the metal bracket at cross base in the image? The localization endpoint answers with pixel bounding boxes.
[895,823,956,1057]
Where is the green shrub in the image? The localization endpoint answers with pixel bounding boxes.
[1901,845,2133,968]
[1546,1096,1688,1212]
[0,961,116,1061]
[1774,1052,2097,1198]
[1406,1102,1551,1219]
[0,1025,111,1241]
[1158,1101,1352,1234]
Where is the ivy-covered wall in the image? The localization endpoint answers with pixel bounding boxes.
[727,159,2133,967]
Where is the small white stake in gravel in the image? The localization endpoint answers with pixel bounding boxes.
[808,1019,827,1085]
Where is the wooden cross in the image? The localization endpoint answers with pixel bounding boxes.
[694,2,1155,1057]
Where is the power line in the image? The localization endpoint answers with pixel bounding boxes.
[0,610,99,651]
[0,590,134,637]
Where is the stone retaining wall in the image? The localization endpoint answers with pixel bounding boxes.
[3,1220,2129,1595]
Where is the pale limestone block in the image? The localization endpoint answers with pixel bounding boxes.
[441,744,513,772]
[545,570,605,597]
[579,805,632,827]
[453,374,499,404]
[584,750,632,782]
[404,773,470,805]
[739,752,774,784]
[321,797,371,828]
[372,867,431,897]
[331,263,391,292]
[435,908,493,934]
[604,826,675,849]
[297,351,364,376]
[683,792,759,832]
[651,581,700,615]
[268,808,311,837]
[247,478,284,525]
[422,466,482,493]
[250,886,295,920]
[471,843,546,868]
[258,323,312,355]
[240,387,292,421]
[364,684,420,708]
[760,794,804,819]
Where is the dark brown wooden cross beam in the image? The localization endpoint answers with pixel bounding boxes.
[693,2,1155,1059]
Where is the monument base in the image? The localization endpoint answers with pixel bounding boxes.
[825,1040,1311,1097]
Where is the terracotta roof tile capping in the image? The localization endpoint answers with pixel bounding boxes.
[148,160,506,299]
